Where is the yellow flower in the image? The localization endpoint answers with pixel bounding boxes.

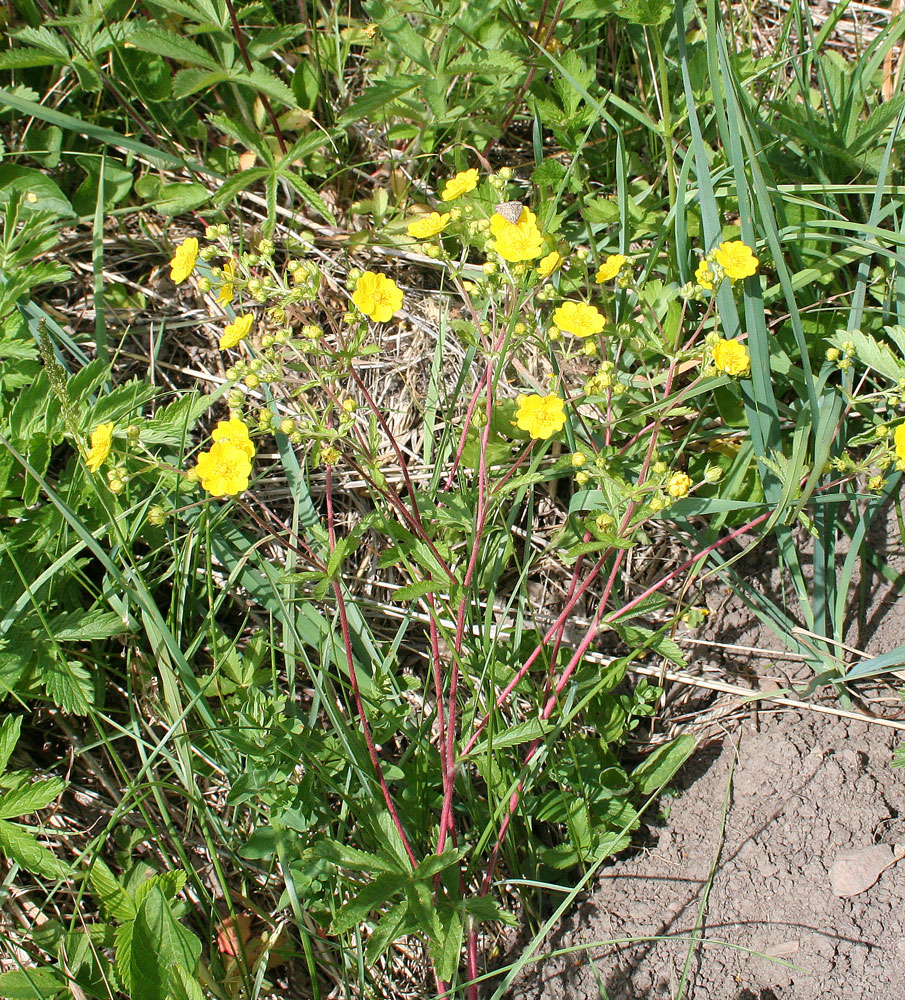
[211,418,255,460]
[895,422,905,462]
[406,212,451,239]
[169,237,198,284]
[551,301,605,339]
[537,251,563,277]
[714,241,759,281]
[695,260,715,290]
[515,393,567,439]
[489,208,544,263]
[219,313,254,350]
[712,338,750,377]
[216,260,235,307]
[667,472,692,498]
[595,254,627,283]
[195,441,252,497]
[440,169,479,201]
[352,271,404,322]
[86,422,115,473]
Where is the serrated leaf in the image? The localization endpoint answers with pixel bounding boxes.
[213,166,272,207]
[448,51,525,75]
[133,869,188,909]
[281,169,336,224]
[208,113,273,162]
[464,718,553,759]
[230,64,297,108]
[13,26,70,58]
[337,77,422,127]
[391,579,438,602]
[87,379,157,427]
[168,963,205,1000]
[0,777,64,819]
[172,67,230,100]
[130,887,201,1000]
[632,734,697,795]
[140,391,214,445]
[88,858,136,922]
[53,607,128,641]
[312,840,403,873]
[332,872,410,935]
[434,907,463,983]
[42,658,93,714]
[832,328,905,383]
[0,819,71,878]
[0,715,22,773]
[364,902,408,965]
[0,969,67,999]
[114,919,134,993]
[129,27,219,70]
[0,50,62,69]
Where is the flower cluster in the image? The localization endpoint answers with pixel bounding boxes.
[696,241,759,292]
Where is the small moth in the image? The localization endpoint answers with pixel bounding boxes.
[494,201,524,224]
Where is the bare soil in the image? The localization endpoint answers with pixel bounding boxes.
[511,498,905,1000]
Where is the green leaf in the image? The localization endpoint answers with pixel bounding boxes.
[832,328,905,384]
[463,718,553,759]
[0,819,71,878]
[114,920,135,993]
[331,872,410,935]
[391,579,438,602]
[0,969,67,999]
[0,165,74,218]
[281,169,337,224]
[0,777,64,819]
[129,27,219,70]
[312,840,403,874]
[412,848,462,881]
[0,715,22,773]
[168,963,205,1000]
[448,51,524,76]
[88,858,137,922]
[434,907,463,983]
[172,68,230,100]
[337,77,422,127]
[614,0,672,25]
[152,182,211,217]
[632,734,697,795]
[231,64,297,108]
[42,658,94,714]
[53,608,128,641]
[140,391,217,445]
[133,869,188,909]
[130,887,201,1000]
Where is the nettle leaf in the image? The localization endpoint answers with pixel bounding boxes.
[88,858,137,922]
[0,819,71,878]
[130,887,201,1000]
[42,658,94,714]
[0,776,64,819]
